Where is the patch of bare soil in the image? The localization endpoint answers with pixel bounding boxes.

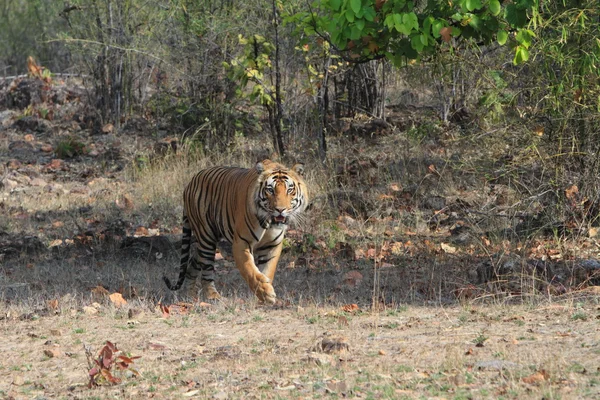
[1,300,599,399]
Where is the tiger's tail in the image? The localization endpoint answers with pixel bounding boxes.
[163,214,192,290]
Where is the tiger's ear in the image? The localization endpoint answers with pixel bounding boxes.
[256,159,272,173]
[292,163,305,176]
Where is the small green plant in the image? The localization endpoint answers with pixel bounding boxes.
[571,311,588,321]
[473,332,488,347]
[73,328,85,334]
[55,136,87,159]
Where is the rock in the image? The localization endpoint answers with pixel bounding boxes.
[12,116,51,133]
[0,110,18,127]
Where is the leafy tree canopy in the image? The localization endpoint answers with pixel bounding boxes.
[289,0,536,65]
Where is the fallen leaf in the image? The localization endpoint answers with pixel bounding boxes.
[341,303,359,313]
[134,226,149,237]
[522,370,549,384]
[48,239,63,248]
[441,243,457,254]
[44,348,61,358]
[109,293,127,307]
[147,342,167,350]
[102,123,114,134]
[565,185,579,202]
[47,299,59,310]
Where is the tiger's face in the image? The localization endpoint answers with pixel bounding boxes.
[255,160,307,227]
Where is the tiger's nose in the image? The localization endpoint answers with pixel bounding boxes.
[275,207,286,213]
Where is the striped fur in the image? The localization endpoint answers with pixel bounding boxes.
[163,159,308,303]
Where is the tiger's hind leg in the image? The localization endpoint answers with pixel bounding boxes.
[189,235,222,300]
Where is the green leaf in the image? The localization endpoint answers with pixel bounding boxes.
[513,46,529,65]
[423,16,433,35]
[411,34,424,52]
[384,14,395,30]
[363,7,376,21]
[468,14,482,30]
[345,9,355,23]
[432,20,444,38]
[330,0,342,11]
[505,4,528,28]
[497,30,508,45]
[466,0,482,11]
[350,0,362,14]
[515,29,535,48]
[350,26,362,40]
[403,12,419,31]
[355,19,365,31]
[489,0,501,16]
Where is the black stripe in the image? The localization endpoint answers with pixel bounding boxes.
[256,241,282,252]
[257,256,274,265]
[244,214,260,242]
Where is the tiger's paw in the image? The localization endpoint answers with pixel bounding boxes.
[201,281,222,301]
[252,275,277,304]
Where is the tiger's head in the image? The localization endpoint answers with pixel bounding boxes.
[255,159,308,227]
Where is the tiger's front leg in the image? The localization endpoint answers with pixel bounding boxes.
[232,239,276,304]
[256,238,284,283]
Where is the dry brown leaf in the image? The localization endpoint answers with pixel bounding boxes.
[341,303,359,313]
[44,348,61,358]
[441,243,457,254]
[522,370,549,384]
[102,123,114,134]
[389,182,402,192]
[109,293,127,307]
[565,185,579,202]
[48,239,63,248]
[47,299,59,310]
[134,226,149,237]
[440,26,453,43]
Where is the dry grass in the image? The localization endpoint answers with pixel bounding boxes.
[1,298,598,399]
[3,90,600,399]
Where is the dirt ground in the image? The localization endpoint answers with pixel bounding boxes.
[2,77,600,400]
[1,298,599,399]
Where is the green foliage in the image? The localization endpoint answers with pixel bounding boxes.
[55,137,87,159]
[289,0,536,66]
[225,35,277,106]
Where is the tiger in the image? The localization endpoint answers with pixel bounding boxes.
[163,159,308,304]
